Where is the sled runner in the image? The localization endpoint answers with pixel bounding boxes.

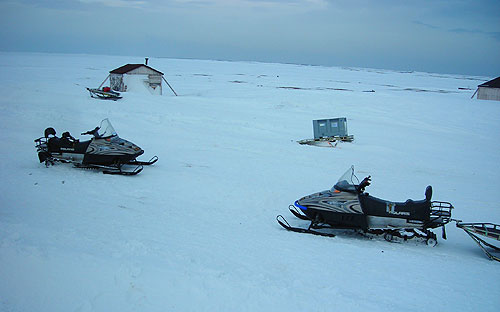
[456,222,500,262]
[34,119,157,175]
[278,166,453,246]
[297,135,354,148]
[87,87,122,100]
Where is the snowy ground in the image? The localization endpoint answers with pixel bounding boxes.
[0,52,499,311]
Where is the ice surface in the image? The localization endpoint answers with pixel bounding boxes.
[0,52,499,312]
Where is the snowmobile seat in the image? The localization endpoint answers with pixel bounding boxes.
[44,127,56,138]
[359,189,432,221]
[47,136,61,152]
[425,185,432,201]
[60,131,78,148]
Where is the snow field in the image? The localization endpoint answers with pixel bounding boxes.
[0,52,499,311]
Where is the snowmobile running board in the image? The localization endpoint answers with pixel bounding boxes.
[456,222,500,262]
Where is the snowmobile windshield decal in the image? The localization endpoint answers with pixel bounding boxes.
[386,202,410,216]
[295,200,308,211]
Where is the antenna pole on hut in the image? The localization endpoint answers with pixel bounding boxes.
[471,88,478,99]
[162,76,178,96]
[98,75,110,89]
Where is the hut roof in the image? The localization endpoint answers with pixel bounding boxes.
[478,76,500,88]
[110,64,163,75]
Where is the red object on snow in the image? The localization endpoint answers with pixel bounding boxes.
[102,87,111,92]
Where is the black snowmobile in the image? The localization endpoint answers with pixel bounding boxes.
[34,118,157,175]
[277,166,453,246]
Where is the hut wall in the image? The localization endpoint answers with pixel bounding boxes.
[110,74,125,91]
[109,65,164,94]
[477,87,500,101]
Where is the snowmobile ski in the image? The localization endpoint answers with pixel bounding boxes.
[73,163,144,176]
[277,215,336,238]
[289,204,310,220]
[103,165,143,176]
[127,156,158,166]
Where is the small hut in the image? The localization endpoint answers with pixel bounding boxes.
[474,77,500,101]
[99,59,177,96]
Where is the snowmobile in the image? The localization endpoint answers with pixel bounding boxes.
[34,118,157,175]
[277,166,453,246]
[87,87,122,100]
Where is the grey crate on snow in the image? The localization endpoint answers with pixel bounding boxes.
[313,118,348,139]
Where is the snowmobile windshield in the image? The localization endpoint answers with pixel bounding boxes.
[332,166,360,193]
[97,119,118,139]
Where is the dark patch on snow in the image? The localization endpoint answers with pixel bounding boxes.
[322,87,353,91]
[277,86,354,92]
[278,86,303,90]
[394,88,459,94]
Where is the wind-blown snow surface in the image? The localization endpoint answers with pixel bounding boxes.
[1,52,499,311]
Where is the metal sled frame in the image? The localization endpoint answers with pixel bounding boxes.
[456,222,500,262]
[297,135,354,147]
[87,88,122,100]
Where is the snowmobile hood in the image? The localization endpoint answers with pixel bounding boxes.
[88,136,144,156]
[295,189,360,212]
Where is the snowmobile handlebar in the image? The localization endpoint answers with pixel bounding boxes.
[81,126,100,136]
[357,176,371,192]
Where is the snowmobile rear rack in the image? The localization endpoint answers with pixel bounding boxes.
[456,222,500,262]
[430,201,453,224]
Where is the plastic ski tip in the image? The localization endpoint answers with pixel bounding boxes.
[288,205,310,220]
[128,156,158,166]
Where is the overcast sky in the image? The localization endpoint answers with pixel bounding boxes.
[1,0,499,76]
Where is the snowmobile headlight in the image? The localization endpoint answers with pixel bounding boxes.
[134,147,141,151]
